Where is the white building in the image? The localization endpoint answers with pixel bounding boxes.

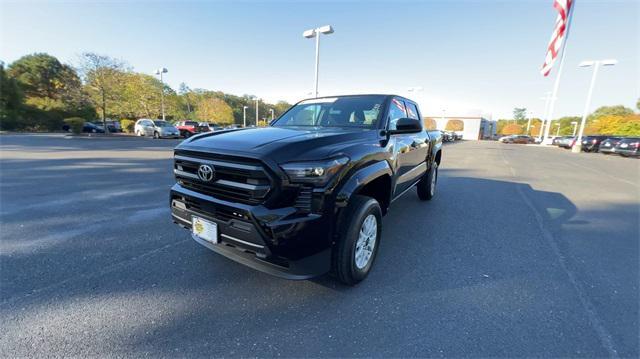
[427,116,496,140]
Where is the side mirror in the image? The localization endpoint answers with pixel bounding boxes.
[389,118,422,134]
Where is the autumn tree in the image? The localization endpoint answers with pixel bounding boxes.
[196,97,234,125]
[501,123,524,135]
[423,117,437,130]
[79,52,127,132]
[445,119,464,131]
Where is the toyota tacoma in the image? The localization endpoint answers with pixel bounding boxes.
[170,94,442,285]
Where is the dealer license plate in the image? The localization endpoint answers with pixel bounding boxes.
[192,216,218,244]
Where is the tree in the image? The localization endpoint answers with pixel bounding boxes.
[79,53,127,132]
[195,97,234,125]
[7,53,93,130]
[0,62,24,130]
[513,107,527,121]
[501,123,524,135]
[445,119,464,131]
[589,105,634,121]
[423,117,437,130]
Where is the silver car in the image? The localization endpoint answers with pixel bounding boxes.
[135,119,180,139]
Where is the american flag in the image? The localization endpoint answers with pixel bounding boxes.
[541,0,574,76]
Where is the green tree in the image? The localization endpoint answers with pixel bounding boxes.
[588,105,634,121]
[0,62,24,130]
[80,52,127,131]
[513,107,527,121]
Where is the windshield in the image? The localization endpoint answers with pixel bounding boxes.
[272,95,385,129]
[153,121,170,127]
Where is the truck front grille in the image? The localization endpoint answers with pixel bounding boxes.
[173,150,272,205]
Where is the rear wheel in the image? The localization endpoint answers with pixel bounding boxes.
[332,195,382,285]
[153,132,160,139]
[417,162,438,201]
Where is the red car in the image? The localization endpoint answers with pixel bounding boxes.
[175,121,210,138]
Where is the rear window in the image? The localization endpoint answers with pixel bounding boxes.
[185,121,198,126]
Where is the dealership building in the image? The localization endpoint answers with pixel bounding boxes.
[427,116,496,140]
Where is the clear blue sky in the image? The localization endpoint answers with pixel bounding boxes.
[1,0,638,119]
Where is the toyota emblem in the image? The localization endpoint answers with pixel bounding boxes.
[197,164,214,182]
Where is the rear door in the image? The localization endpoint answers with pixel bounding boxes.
[388,97,428,197]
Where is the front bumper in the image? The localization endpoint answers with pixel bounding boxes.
[170,184,333,279]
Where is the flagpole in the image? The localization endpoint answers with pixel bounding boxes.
[541,0,575,144]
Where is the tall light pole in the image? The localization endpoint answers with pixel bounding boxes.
[243,106,248,127]
[538,92,553,142]
[155,68,168,121]
[526,111,533,135]
[269,109,275,123]
[572,59,617,153]
[303,25,334,98]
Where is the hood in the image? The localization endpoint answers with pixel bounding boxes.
[179,126,377,162]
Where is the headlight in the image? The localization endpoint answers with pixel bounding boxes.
[281,156,349,185]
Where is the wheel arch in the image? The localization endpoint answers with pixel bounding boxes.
[335,161,393,215]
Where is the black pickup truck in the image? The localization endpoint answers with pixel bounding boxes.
[170,94,442,285]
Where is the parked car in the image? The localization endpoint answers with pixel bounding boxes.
[615,137,640,157]
[170,94,443,285]
[441,131,455,142]
[175,121,210,138]
[82,122,105,133]
[552,136,570,146]
[92,120,121,133]
[199,122,224,132]
[580,135,609,152]
[598,137,623,154]
[502,135,533,144]
[558,136,577,149]
[134,119,180,138]
[498,135,514,143]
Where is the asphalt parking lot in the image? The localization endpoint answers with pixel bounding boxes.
[1,134,638,357]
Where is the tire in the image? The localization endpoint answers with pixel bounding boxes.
[136,130,143,137]
[332,195,382,285]
[153,132,160,139]
[184,131,192,138]
[417,161,438,201]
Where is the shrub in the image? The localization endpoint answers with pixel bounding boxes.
[120,119,135,133]
[64,117,85,134]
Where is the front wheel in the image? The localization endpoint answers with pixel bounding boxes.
[417,162,438,201]
[332,195,382,286]
[153,132,160,139]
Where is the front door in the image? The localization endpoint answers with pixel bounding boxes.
[387,98,429,197]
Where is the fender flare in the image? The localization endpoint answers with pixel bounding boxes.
[335,161,393,208]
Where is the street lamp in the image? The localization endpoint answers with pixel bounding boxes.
[572,59,617,153]
[155,68,168,121]
[303,25,334,98]
[269,109,275,123]
[243,106,248,127]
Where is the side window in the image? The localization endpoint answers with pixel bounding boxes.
[406,102,420,120]
[387,98,407,130]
